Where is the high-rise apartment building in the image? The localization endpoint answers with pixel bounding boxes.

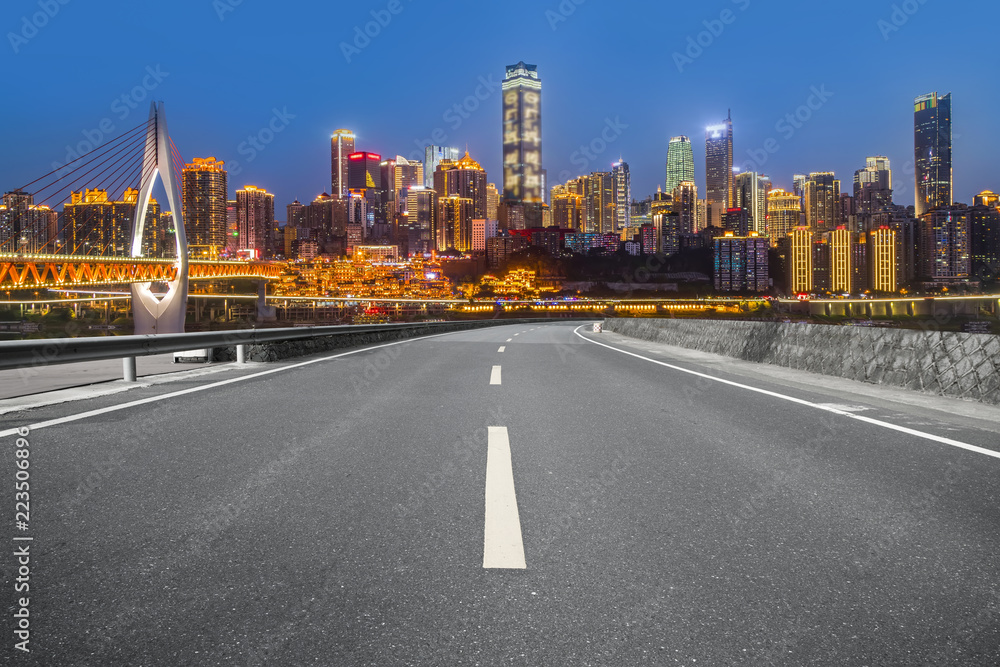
[612,160,631,231]
[348,152,387,229]
[767,189,801,246]
[788,226,814,294]
[0,190,59,254]
[666,136,695,194]
[733,171,769,236]
[436,196,474,251]
[854,156,893,220]
[236,185,274,259]
[382,156,424,216]
[804,172,841,232]
[705,112,734,227]
[914,92,952,217]
[486,183,499,220]
[552,190,584,231]
[673,181,697,237]
[472,219,499,252]
[970,197,1000,280]
[182,157,228,256]
[432,152,488,219]
[404,188,437,256]
[331,129,355,198]
[714,232,769,292]
[502,62,543,204]
[829,227,854,293]
[287,200,306,229]
[919,206,969,282]
[584,171,616,234]
[63,188,159,257]
[424,146,460,189]
[868,226,898,293]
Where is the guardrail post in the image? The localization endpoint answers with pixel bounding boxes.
[236,344,246,364]
[123,356,137,382]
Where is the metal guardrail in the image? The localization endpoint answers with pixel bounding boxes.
[0,318,584,373]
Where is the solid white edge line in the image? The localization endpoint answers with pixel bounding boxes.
[483,426,526,569]
[573,325,1000,461]
[0,329,466,439]
[490,365,502,385]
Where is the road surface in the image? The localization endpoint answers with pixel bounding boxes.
[1,322,998,665]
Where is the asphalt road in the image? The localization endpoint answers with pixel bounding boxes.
[2,322,999,666]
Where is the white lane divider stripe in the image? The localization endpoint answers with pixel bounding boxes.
[573,326,1000,461]
[483,426,526,569]
[506,338,513,342]
[498,346,506,353]
[490,365,502,385]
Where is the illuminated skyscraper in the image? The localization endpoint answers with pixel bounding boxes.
[914,92,952,217]
[182,157,228,256]
[502,62,543,204]
[673,181,697,236]
[0,190,59,254]
[436,196,474,251]
[788,226,814,294]
[612,160,631,230]
[919,207,969,282]
[433,152,488,219]
[401,188,437,256]
[584,171,615,234]
[733,171,769,236]
[381,156,423,216]
[666,136,695,194]
[804,172,841,232]
[868,226,898,293]
[236,185,274,260]
[331,129,355,198]
[552,190,584,231]
[63,188,159,257]
[974,190,999,209]
[486,183,499,220]
[424,146,460,188]
[767,189,801,246]
[705,111,733,227]
[830,226,854,293]
[854,156,893,220]
[713,232,768,292]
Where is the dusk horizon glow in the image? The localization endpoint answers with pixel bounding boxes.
[1,0,997,216]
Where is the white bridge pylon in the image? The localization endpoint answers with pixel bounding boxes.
[130,102,189,334]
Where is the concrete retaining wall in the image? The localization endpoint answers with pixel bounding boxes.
[210,320,553,364]
[603,318,1000,405]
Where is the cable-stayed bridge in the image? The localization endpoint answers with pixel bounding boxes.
[1,102,279,332]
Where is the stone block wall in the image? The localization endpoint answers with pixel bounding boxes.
[603,318,1000,405]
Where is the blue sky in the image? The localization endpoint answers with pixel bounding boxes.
[1,0,996,217]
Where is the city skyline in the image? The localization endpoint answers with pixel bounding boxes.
[0,1,996,216]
